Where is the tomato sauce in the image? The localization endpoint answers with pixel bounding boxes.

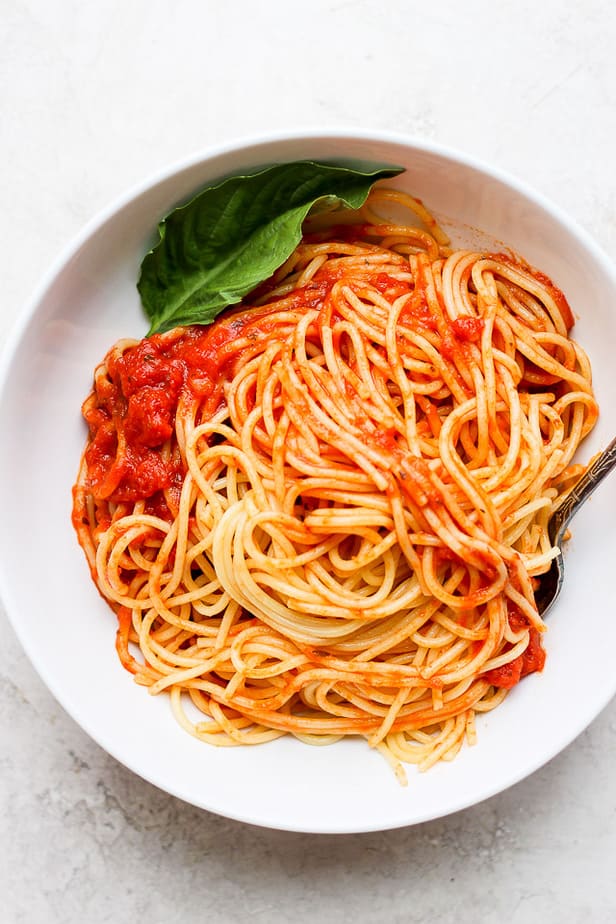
[483,607,546,689]
[82,319,249,508]
[450,316,484,343]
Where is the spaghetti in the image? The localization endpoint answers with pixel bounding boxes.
[72,188,598,782]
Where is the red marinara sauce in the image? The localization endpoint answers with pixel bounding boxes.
[81,318,249,512]
[483,608,546,689]
[450,316,484,343]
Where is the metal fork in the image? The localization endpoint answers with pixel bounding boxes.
[534,437,616,615]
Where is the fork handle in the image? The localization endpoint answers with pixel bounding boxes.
[550,436,616,545]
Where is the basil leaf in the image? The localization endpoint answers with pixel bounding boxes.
[138,160,404,334]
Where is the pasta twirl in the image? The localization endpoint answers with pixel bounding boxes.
[72,189,597,782]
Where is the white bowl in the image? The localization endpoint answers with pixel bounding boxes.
[1,129,615,833]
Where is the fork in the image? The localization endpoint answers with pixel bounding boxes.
[534,437,616,615]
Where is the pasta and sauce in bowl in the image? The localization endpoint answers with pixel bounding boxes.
[1,133,615,831]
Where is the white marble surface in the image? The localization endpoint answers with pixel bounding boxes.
[2,1,616,920]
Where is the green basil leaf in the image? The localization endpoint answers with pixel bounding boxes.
[138,160,404,334]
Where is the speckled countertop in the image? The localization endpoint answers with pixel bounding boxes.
[2,2,616,921]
